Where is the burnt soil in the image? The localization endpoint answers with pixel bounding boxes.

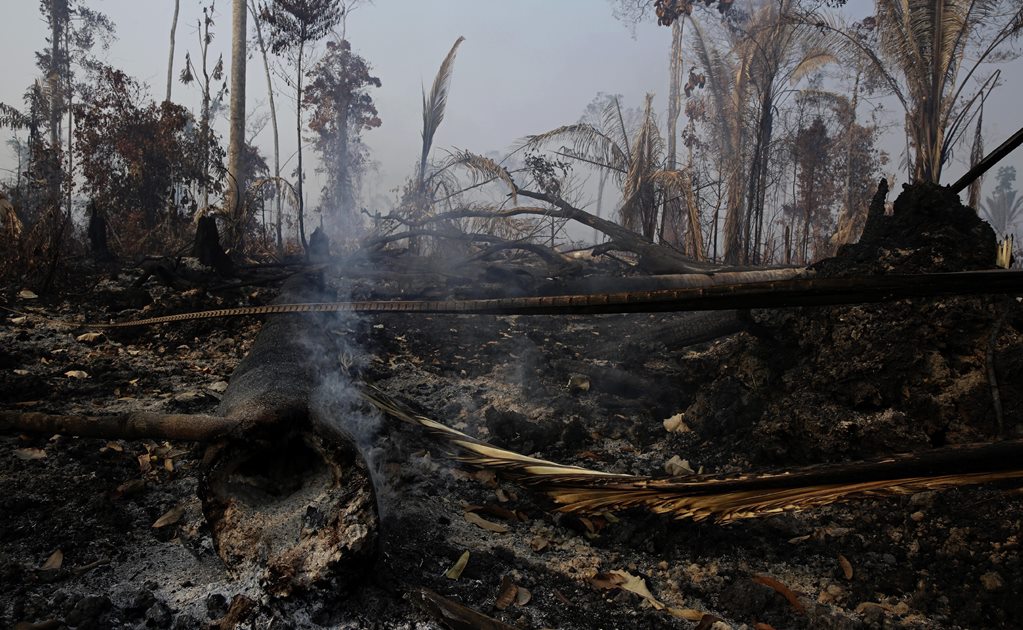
[3,184,1023,629]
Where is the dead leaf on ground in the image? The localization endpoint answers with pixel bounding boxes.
[18,289,38,299]
[10,316,27,325]
[64,370,89,379]
[14,447,46,460]
[464,511,509,533]
[602,570,665,610]
[529,536,549,552]
[472,469,498,488]
[668,607,705,621]
[754,623,778,630]
[444,550,470,580]
[664,455,694,476]
[515,586,531,606]
[752,574,805,614]
[13,369,30,375]
[111,478,146,500]
[694,614,725,630]
[495,576,518,610]
[152,505,185,528]
[75,332,104,344]
[138,454,152,473]
[40,549,63,571]
[838,554,853,580]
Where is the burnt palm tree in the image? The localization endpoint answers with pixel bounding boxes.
[816,0,1023,185]
[688,2,835,263]
[521,94,702,250]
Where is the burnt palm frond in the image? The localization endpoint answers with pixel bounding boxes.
[519,123,630,176]
[432,149,518,201]
[363,384,1023,523]
[419,36,465,187]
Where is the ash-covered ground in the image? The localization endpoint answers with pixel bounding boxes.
[2,186,1023,630]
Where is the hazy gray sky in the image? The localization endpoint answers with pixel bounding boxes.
[1,0,1021,215]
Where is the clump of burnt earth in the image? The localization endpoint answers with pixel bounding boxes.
[684,181,1020,466]
[815,179,997,275]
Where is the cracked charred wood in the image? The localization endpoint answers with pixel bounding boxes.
[201,270,378,596]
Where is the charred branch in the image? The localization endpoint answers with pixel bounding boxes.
[0,410,241,441]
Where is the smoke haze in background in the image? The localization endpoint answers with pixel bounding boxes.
[0,1,1020,232]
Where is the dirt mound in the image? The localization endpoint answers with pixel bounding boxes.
[816,180,997,276]
[687,183,1017,465]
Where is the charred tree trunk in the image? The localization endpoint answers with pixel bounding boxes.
[194,215,234,275]
[203,271,377,596]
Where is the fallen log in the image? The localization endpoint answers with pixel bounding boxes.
[82,269,1023,328]
[200,270,378,596]
[2,271,380,598]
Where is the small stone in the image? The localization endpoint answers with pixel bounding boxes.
[980,571,1004,591]
[207,380,229,393]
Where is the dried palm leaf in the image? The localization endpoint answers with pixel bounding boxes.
[363,385,1023,523]
[419,36,465,187]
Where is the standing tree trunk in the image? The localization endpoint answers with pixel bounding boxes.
[832,69,862,248]
[166,0,180,103]
[225,0,248,249]
[65,18,73,220]
[248,0,282,251]
[47,0,66,211]
[295,43,308,251]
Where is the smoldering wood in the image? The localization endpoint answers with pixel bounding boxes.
[202,270,379,594]
[0,270,382,595]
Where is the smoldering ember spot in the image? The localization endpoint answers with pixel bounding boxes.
[2,1,1023,628]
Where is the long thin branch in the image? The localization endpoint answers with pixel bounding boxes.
[0,411,242,441]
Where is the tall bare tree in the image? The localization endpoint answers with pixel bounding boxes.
[259,0,343,251]
[225,0,247,246]
[248,0,282,249]
[166,0,180,103]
